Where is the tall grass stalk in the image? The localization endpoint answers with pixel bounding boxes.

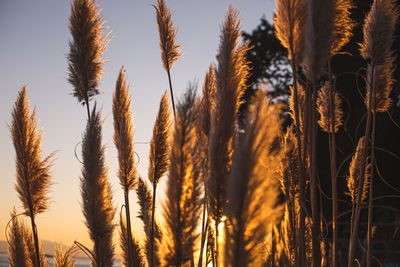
[148,92,172,267]
[348,1,398,266]
[196,65,216,267]
[136,177,162,266]
[224,90,282,266]
[81,107,115,266]
[112,67,137,267]
[208,7,249,266]
[274,0,307,264]
[10,87,53,267]
[154,0,182,118]
[161,87,201,266]
[67,0,109,120]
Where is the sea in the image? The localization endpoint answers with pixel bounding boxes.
[0,252,121,267]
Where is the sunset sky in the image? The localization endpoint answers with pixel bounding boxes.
[0,0,275,249]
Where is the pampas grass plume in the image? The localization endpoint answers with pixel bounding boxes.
[148,92,172,186]
[119,213,145,267]
[11,87,52,218]
[274,0,307,62]
[347,137,370,204]
[7,209,32,267]
[224,90,283,266]
[53,244,76,267]
[317,82,343,133]
[113,66,137,191]
[67,0,110,116]
[154,0,182,71]
[136,177,162,266]
[81,106,115,266]
[161,86,201,267]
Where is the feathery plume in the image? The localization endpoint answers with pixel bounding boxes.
[67,0,110,118]
[360,0,398,64]
[113,66,137,191]
[148,91,172,267]
[317,82,343,133]
[53,244,76,267]
[7,209,32,267]
[195,65,217,266]
[280,127,301,206]
[331,0,355,55]
[112,66,137,267]
[10,87,53,267]
[136,177,162,266]
[274,0,307,62]
[365,55,395,112]
[81,106,115,266]
[200,64,217,138]
[11,87,52,220]
[154,0,182,117]
[148,91,172,186]
[224,90,283,266]
[119,213,145,267]
[347,137,370,205]
[208,8,249,264]
[154,0,182,71]
[303,0,335,81]
[288,83,306,131]
[161,87,201,267]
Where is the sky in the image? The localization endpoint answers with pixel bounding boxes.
[0,0,276,250]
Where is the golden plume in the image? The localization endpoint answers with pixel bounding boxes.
[317,82,343,133]
[119,213,145,267]
[288,82,306,131]
[274,0,307,62]
[154,0,182,72]
[161,86,201,267]
[136,177,162,266]
[148,91,172,267]
[347,137,370,205]
[113,66,137,191]
[360,0,398,64]
[224,90,283,266]
[148,91,172,186]
[331,0,355,55]
[81,106,115,266]
[10,87,53,267]
[53,244,76,267]
[208,8,249,258]
[112,67,137,267]
[7,209,32,267]
[360,0,398,112]
[67,0,110,118]
[303,0,335,80]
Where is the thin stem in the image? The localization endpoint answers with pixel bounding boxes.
[198,187,208,267]
[150,183,157,267]
[85,96,91,121]
[367,108,377,267]
[166,63,176,119]
[348,62,375,267]
[124,189,134,267]
[310,80,321,267]
[29,213,41,267]
[328,61,338,267]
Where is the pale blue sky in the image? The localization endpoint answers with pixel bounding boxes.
[0,0,275,246]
